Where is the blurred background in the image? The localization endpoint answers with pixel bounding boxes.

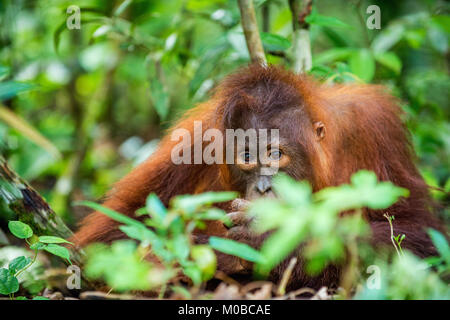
[0,0,448,228]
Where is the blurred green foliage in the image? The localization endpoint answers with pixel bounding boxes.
[80,191,238,292]
[77,172,449,299]
[249,171,408,276]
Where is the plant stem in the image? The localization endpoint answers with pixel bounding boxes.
[15,249,38,278]
[289,0,312,73]
[238,0,267,65]
[158,283,167,299]
[383,213,402,258]
[277,257,297,296]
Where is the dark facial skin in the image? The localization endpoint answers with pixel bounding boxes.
[227,108,314,201]
[219,107,321,274]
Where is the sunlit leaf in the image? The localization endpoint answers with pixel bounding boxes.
[305,12,351,29]
[119,225,157,243]
[374,52,402,74]
[75,201,145,228]
[149,77,169,121]
[427,24,448,54]
[428,229,450,265]
[0,66,10,80]
[191,245,217,281]
[8,256,32,274]
[349,49,375,82]
[8,221,33,239]
[172,192,237,214]
[261,33,291,52]
[209,236,265,263]
[272,173,311,207]
[38,236,73,245]
[85,241,152,291]
[257,219,306,275]
[44,244,71,263]
[0,268,19,295]
[371,23,404,54]
[0,82,34,101]
[146,193,167,222]
[313,48,354,65]
[114,0,133,16]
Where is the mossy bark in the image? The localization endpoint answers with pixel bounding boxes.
[0,156,83,265]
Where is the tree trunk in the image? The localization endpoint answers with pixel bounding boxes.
[289,0,313,73]
[0,156,83,265]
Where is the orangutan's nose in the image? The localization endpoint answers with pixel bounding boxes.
[256,175,272,194]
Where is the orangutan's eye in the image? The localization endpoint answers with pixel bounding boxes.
[240,151,252,163]
[269,149,282,161]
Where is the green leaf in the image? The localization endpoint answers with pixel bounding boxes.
[305,12,351,29]
[349,49,375,82]
[428,229,450,265]
[317,170,408,212]
[43,244,71,263]
[32,296,49,300]
[257,219,307,275]
[8,221,33,239]
[8,256,32,274]
[351,170,378,187]
[313,48,354,65]
[168,216,184,235]
[0,65,9,80]
[0,81,34,101]
[92,25,112,38]
[119,225,157,243]
[227,31,249,59]
[374,52,402,75]
[75,201,145,228]
[272,173,312,207]
[38,236,73,245]
[191,245,217,281]
[172,192,237,214]
[0,268,19,295]
[248,198,292,233]
[444,178,450,193]
[114,0,133,16]
[261,33,291,52]
[371,24,404,54]
[54,18,104,51]
[146,193,167,221]
[182,265,202,285]
[431,15,450,34]
[428,24,448,54]
[169,234,190,261]
[365,183,409,209]
[85,241,153,291]
[149,77,170,121]
[30,242,46,251]
[321,27,353,47]
[170,285,192,299]
[196,208,229,223]
[209,236,265,263]
[304,235,344,274]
